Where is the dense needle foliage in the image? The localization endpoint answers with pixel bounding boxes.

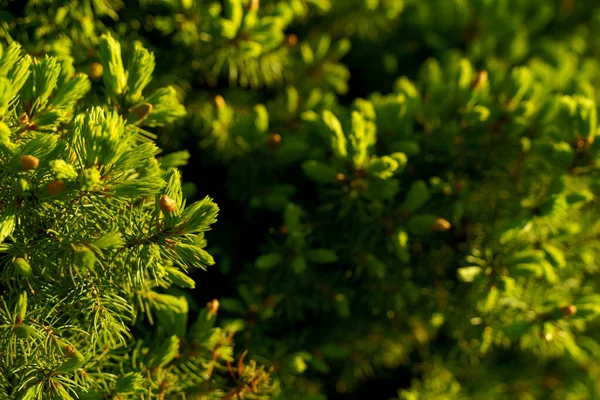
[1,1,600,399]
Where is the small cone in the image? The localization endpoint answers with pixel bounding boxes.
[431,217,451,232]
[472,70,488,89]
[207,299,220,316]
[286,34,298,47]
[131,103,153,120]
[215,95,226,109]
[561,304,577,318]
[89,62,103,80]
[20,155,39,171]
[159,195,177,214]
[48,180,66,196]
[268,133,282,146]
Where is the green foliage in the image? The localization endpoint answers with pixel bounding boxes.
[0,40,277,399]
[3,0,600,399]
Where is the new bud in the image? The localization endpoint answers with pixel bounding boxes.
[89,62,103,80]
[215,95,226,109]
[48,180,66,196]
[472,70,488,90]
[207,298,219,316]
[20,155,39,171]
[431,217,451,232]
[130,103,153,120]
[561,304,577,318]
[159,195,177,214]
[16,291,27,324]
[13,258,32,278]
[267,133,282,146]
[286,34,298,47]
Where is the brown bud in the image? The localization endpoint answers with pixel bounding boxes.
[544,375,561,389]
[249,0,260,11]
[561,0,576,14]
[130,103,153,120]
[336,173,346,182]
[561,304,577,318]
[268,133,282,146]
[159,195,177,214]
[215,95,226,109]
[279,224,289,235]
[20,155,39,171]
[472,70,488,90]
[286,34,298,47]
[264,295,276,307]
[89,62,103,80]
[574,136,593,151]
[48,180,66,196]
[431,217,451,232]
[63,344,77,358]
[18,113,29,126]
[207,298,219,316]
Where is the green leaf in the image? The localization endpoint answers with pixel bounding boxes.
[291,255,308,273]
[21,55,61,111]
[322,110,347,158]
[256,253,283,269]
[58,345,85,372]
[127,41,155,101]
[160,151,191,169]
[12,258,31,278]
[144,87,186,127]
[154,293,188,337]
[403,181,430,213]
[114,373,146,395]
[148,335,179,368]
[50,72,90,111]
[112,177,166,197]
[504,249,545,266]
[283,203,303,232]
[502,321,532,340]
[0,209,16,244]
[93,231,125,250]
[365,156,400,179]
[334,293,350,318]
[511,263,543,278]
[457,266,483,283]
[15,324,35,339]
[174,243,215,269]
[406,214,438,235]
[348,111,373,168]
[0,41,23,76]
[16,291,27,322]
[98,34,127,96]
[181,197,219,234]
[305,249,338,264]
[50,160,78,181]
[165,266,196,289]
[287,352,311,374]
[302,160,339,183]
